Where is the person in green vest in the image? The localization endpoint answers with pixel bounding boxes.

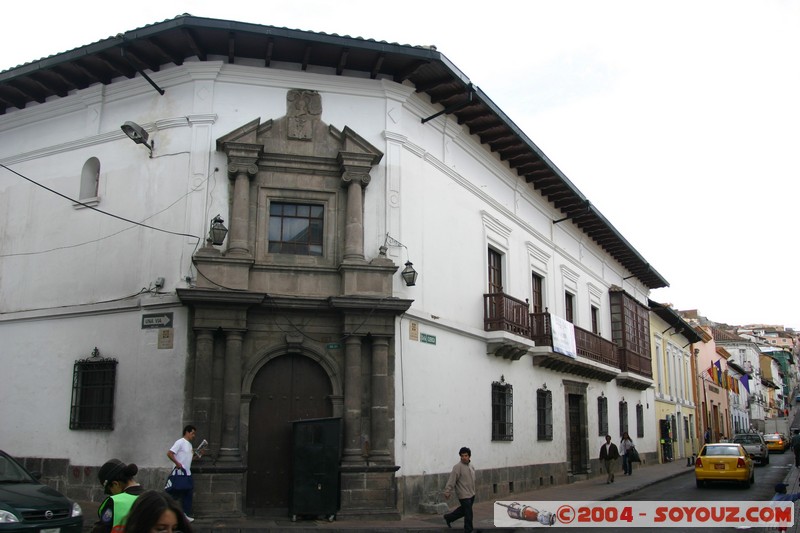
[91,459,145,533]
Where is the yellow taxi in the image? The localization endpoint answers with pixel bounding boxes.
[695,443,754,488]
[764,433,787,453]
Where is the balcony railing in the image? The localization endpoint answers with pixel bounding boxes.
[484,293,649,378]
[618,347,652,378]
[484,292,531,337]
[530,312,619,368]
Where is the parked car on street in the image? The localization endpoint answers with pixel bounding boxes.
[732,433,769,465]
[0,449,83,532]
[764,433,787,453]
[695,443,755,488]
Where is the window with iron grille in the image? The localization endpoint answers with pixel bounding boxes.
[537,389,553,440]
[619,400,629,436]
[268,202,324,255]
[70,348,117,430]
[492,381,513,441]
[637,403,645,438]
[598,396,608,436]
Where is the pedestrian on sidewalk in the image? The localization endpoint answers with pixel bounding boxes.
[620,432,635,476]
[443,446,476,533]
[92,459,144,533]
[599,435,620,484]
[166,425,204,522]
[791,429,800,467]
[125,490,193,533]
[771,483,800,533]
[704,427,712,444]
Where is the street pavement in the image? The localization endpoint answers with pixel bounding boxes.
[77,453,800,532]
[80,436,800,532]
[188,459,697,532]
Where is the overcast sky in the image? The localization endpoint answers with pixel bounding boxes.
[2,0,798,329]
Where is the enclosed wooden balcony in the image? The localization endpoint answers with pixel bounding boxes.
[618,347,653,378]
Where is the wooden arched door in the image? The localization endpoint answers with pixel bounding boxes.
[246,353,332,512]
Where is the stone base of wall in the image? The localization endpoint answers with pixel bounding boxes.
[400,460,572,516]
[338,464,400,520]
[20,457,172,505]
[18,451,666,521]
[192,466,245,519]
[402,453,670,515]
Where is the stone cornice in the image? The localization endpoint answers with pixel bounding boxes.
[176,288,265,306]
[329,296,413,314]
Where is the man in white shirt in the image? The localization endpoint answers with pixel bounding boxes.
[167,425,199,521]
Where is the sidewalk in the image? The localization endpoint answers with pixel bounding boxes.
[81,456,795,532]
[189,460,696,532]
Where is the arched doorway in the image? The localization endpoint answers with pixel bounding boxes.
[246,353,333,512]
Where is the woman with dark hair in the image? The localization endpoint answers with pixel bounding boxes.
[620,432,635,476]
[125,491,193,533]
[92,459,145,533]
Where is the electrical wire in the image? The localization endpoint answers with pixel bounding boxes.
[0,163,202,246]
[3,287,159,315]
[1,174,210,257]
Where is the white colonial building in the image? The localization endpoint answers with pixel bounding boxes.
[0,15,669,518]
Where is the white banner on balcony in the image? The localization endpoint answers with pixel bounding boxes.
[550,314,577,358]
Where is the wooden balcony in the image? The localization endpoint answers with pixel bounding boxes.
[530,312,621,377]
[483,292,531,337]
[618,347,652,378]
[483,297,653,386]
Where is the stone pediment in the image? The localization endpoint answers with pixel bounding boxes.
[216,89,382,165]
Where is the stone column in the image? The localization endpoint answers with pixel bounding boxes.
[370,336,390,462]
[342,176,367,261]
[218,330,244,463]
[193,329,215,440]
[343,335,363,462]
[227,161,256,256]
[339,152,374,263]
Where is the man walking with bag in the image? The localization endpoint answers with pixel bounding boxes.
[443,446,476,532]
[166,425,202,522]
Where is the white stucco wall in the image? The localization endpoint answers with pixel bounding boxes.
[0,302,188,466]
[381,84,654,475]
[1,56,657,480]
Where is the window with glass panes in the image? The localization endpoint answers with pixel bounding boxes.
[488,248,503,293]
[531,273,544,313]
[565,292,574,323]
[268,202,324,255]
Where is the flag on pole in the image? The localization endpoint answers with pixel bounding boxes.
[714,360,723,386]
